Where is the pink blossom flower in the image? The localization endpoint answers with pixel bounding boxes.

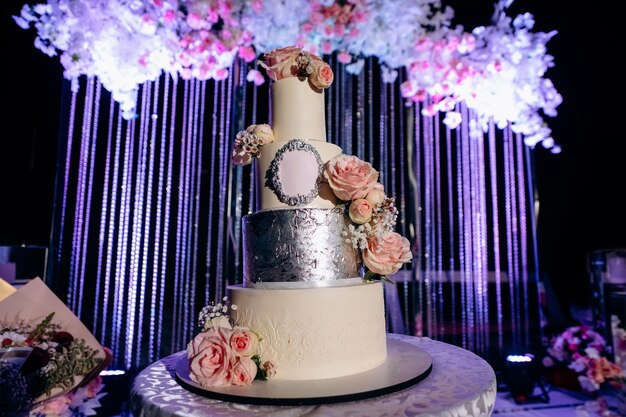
[321,40,332,54]
[337,51,352,64]
[238,46,257,63]
[164,9,177,24]
[246,69,265,86]
[400,80,418,98]
[324,154,379,201]
[214,68,229,81]
[363,232,412,276]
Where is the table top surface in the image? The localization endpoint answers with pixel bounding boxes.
[130,334,497,417]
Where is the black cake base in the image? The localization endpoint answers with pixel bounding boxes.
[175,336,433,406]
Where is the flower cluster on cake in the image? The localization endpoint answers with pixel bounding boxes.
[232,45,412,281]
[186,297,276,387]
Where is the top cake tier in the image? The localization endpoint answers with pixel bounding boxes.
[257,75,341,211]
[271,77,326,143]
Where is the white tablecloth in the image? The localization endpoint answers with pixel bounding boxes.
[130,334,497,417]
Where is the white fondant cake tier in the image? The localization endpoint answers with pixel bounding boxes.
[258,140,341,210]
[272,77,326,142]
[228,282,388,380]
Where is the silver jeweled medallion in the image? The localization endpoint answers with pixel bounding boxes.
[265,139,323,206]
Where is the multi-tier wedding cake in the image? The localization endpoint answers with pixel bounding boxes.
[186,46,412,387]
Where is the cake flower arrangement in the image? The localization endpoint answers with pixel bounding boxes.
[258,46,334,89]
[231,45,412,281]
[324,154,412,280]
[186,297,276,387]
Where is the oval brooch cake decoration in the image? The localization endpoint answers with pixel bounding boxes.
[265,140,323,206]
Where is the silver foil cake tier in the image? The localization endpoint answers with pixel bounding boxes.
[242,208,361,286]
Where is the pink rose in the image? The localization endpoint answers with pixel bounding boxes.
[231,357,258,386]
[230,328,258,357]
[187,327,235,386]
[324,154,379,201]
[349,199,373,224]
[258,46,302,81]
[31,396,71,416]
[365,183,386,206]
[363,232,412,276]
[309,62,334,89]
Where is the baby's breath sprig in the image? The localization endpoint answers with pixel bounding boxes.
[198,296,238,331]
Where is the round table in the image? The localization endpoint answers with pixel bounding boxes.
[130,334,497,417]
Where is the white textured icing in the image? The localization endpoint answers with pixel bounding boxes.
[228,282,387,380]
[271,77,326,142]
[258,140,341,210]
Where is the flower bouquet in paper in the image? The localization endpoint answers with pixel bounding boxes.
[0,277,108,416]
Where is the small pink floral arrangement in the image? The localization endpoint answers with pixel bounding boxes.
[258,46,334,90]
[187,297,276,387]
[543,325,625,392]
[231,124,274,166]
[324,154,412,280]
[29,375,106,417]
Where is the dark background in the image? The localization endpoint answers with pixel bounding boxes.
[1,0,624,325]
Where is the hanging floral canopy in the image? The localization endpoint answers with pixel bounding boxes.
[13,0,562,149]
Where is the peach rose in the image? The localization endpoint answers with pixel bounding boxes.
[363,231,412,275]
[324,154,379,201]
[251,124,274,145]
[231,357,258,386]
[187,327,235,386]
[349,199,373,224]
[309,62,334,89]
[230,328,258,357]
[365,183,386,206]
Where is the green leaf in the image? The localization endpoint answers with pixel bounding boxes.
[363,270,394,284]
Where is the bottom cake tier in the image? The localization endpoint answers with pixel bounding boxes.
[227,281,387,380]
